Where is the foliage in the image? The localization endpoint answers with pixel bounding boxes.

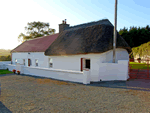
[0,55,11,61]
[119,25,150,48]
[132,41,150,59]
[18,21,56,42]
[119,25,150,59]
[0,49,11,56]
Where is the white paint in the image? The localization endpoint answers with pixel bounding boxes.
[98,60,129,81]
[83,69,91,84]
[0,61,11,69]
[9,48,129,84]
[7,64,16,71]
[12,52,49,68]
[23,66,85,84]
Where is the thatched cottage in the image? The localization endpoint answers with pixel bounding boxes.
[8,19,131,84]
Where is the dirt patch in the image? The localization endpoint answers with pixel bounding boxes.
[35,78,77,86]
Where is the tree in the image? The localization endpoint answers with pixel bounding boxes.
[18,21,56,42]
[119,25,150,48]
[132,41,150,60]
[0,55,11,61]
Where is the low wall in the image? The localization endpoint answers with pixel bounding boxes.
[7,64,16,71]
[99,60,129,81]
[0,61,11,69]
[23,66,86,84]
[6,64,90,84]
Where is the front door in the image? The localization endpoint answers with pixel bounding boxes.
[28,59,30,66]
[81,58,83,71]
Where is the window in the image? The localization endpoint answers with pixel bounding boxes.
[15,59,17,64]
[35,59,38,66]
[28,59,32,66]
[30,59,32,66]
[49,58,53,68]
[23,59,25,66]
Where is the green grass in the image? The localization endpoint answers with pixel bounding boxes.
[0,69,13,74]
[129,62,150,69]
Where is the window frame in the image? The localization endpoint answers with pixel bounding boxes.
[30,59,32,66]
[35,59,38,67]
[23,59,25,66]
[15,59,17,64]
[49,58,53,68]
[82,58,90,70]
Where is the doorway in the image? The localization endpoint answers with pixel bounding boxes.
[28,59,31,66]
[85,59,90,69]
[81,58,90,71]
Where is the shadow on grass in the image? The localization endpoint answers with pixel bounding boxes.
[1,73,150,92]
[0,101,12,113]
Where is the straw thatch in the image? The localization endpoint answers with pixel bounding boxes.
[45,19,131,56]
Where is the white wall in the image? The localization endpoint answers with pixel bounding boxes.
[7,64,16,71]
[98,60,129,81]
[7,49,129,84]
[0,61,11,69]
[23,66,86,84]
[50,48,129,81]
[12,52,49,68]
[11,48,129,83]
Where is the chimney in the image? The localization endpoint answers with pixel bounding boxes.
[59,19,69,33]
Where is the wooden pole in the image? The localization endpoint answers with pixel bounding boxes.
[113,0,118,63]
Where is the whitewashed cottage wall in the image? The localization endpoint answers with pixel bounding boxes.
[12,52,49,68]
[12,48,129,70]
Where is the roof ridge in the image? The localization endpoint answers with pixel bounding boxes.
[26,33,59,41]
[65,19,112,31]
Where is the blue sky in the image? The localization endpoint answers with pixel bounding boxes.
[0,0,150,50]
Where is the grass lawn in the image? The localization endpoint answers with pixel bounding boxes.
[129,62,150,69]
[0,69,13,74]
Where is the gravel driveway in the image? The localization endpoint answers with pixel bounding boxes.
[0,74,150,113]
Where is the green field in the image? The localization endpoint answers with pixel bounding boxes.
[129,62,150,69]
[0,69,13,74]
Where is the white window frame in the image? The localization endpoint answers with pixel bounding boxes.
[49,58,53,68]
[82,58,90,70]
[23,59,25,66]
[15,59,17,64]
[35,59,38,67]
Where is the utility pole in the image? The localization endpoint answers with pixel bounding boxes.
[113,0,118,63]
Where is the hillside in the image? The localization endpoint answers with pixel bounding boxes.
[0,49,11,56]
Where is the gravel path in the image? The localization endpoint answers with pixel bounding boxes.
[0,74,150,113]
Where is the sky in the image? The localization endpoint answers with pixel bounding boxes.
[0,0,150,50]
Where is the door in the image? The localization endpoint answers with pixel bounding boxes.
[81,58,83,71]
[28,59,30,66]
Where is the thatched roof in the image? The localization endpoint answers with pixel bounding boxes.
[45,19,131,56]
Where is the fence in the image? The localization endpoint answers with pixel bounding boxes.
[128,59,150,79]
